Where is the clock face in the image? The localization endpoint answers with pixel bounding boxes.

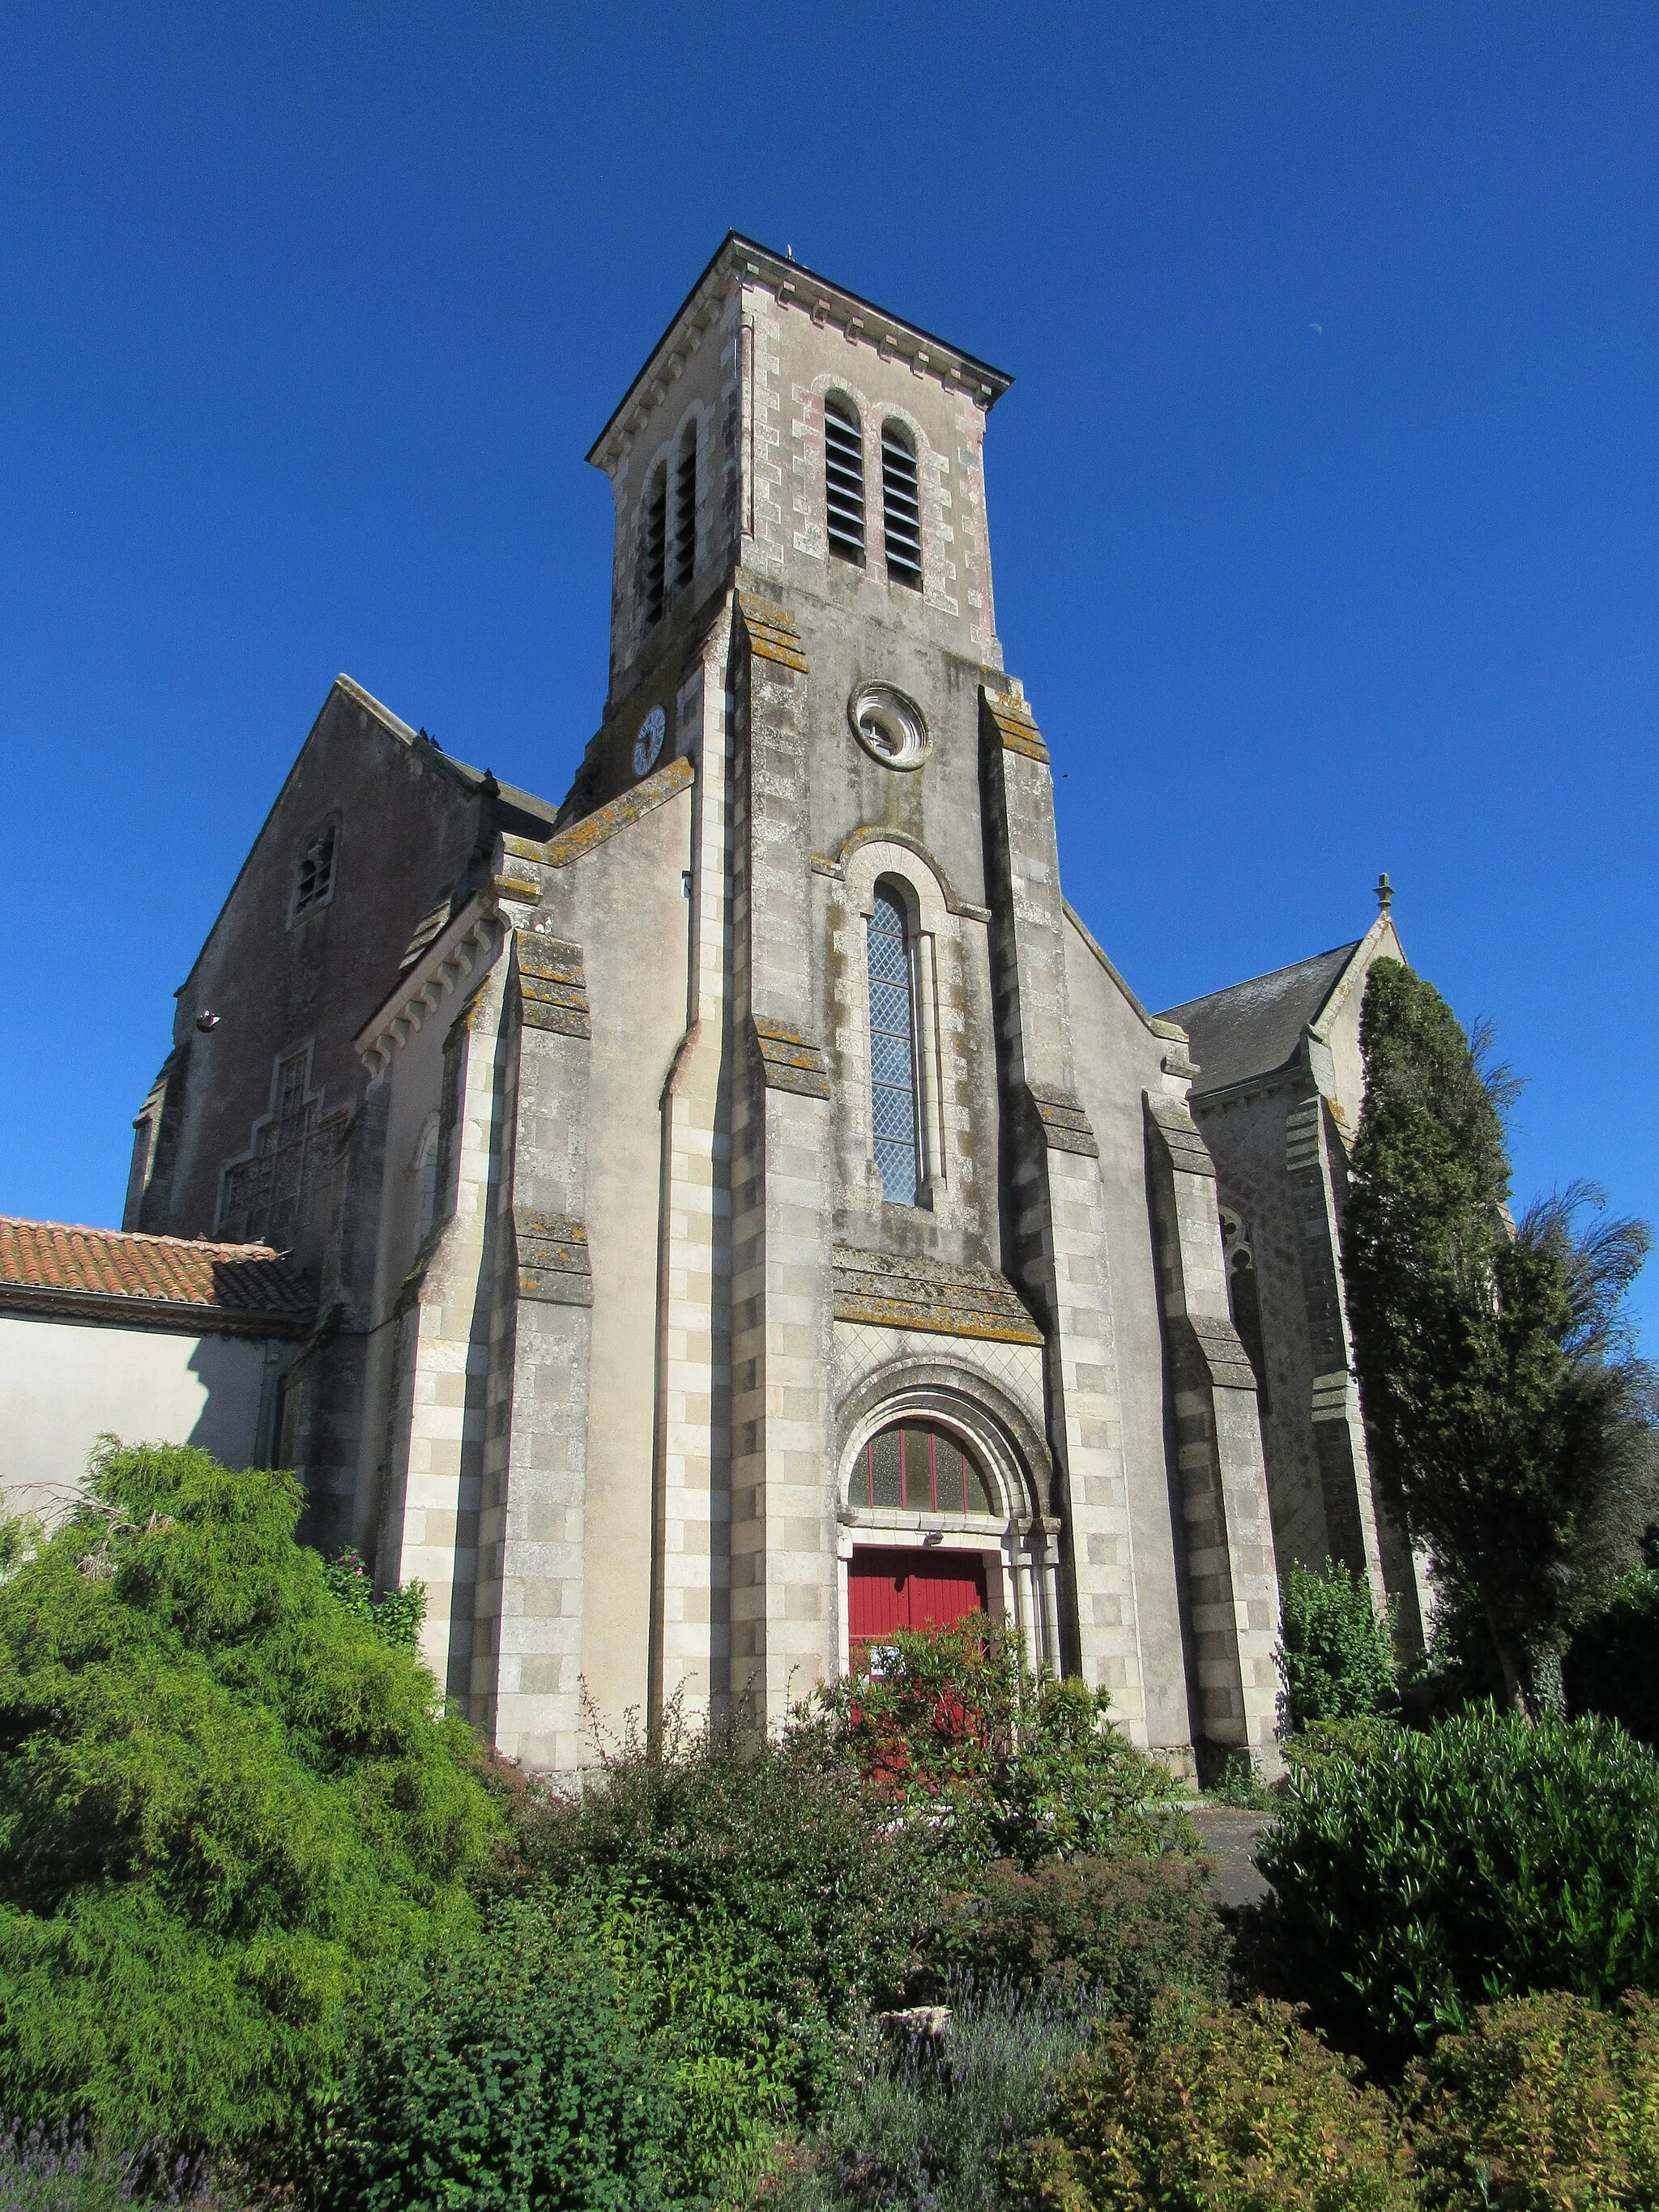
[632,705,667,778]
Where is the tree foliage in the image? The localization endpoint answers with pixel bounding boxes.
[1343,960,1659,1705]
[1565,1556,1659,1748]
[0,1442,501,2160]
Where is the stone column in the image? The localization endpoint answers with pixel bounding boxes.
[726,586,838,1732]
[1145,1091,1283,1775]
[979,681,1149,1741]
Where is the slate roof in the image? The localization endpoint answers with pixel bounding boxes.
[1158,944,1360,1098]
[0,1219,314,1336]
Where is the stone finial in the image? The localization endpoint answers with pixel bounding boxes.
[1375,872,1393,916]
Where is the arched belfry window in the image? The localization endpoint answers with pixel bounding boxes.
[868,882,919,1204]
[881,420,922,590]
[825,394,866,563]
[642,462,668,626]
[673,424,697,593]
[853,1419,998,1515]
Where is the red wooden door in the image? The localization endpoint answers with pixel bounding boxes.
[848,1547,987,1658]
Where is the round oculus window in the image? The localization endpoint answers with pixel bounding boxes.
[633,705,667,778]
[848,683,929,771]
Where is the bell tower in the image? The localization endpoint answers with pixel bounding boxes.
[548,237,1278,1769]
[578,234,1014,808]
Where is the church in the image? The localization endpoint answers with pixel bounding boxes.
[101,233,1426,1779]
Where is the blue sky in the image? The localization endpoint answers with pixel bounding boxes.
[3,4,1657,1336]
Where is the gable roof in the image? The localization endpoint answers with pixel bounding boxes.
[1158,944,1361,1098]
[0,1220,314,1337]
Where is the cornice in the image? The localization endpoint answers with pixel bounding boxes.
[0,1282,313,1340]
[587,232,1013,475]
[355,903,502,1075]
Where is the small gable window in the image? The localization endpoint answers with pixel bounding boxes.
[854,1421,997,1515]
[291,824,335,918]
[825,394,866,564]
[881,420,922,590]
[673,423,697,594]
[642,462,668,625]
[868,881,919,1205]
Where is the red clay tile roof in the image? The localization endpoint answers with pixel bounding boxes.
[0,1218,314,1334]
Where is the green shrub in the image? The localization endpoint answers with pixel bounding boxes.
[769,1981,1103,2212]
[1402,1991,1659,2212]
[318,1546,426,1651]
[1567,1565,1659,1750]
[935,1855,1230,2029]
[1001,2001,1418,2210]
[322,1898,677,2212]
[574,1882,797,2202]
[1256,1707,1659,2072]
[0,1443,501,2161]
[1282,1715,1401,1779]
[816,1617,1194,1873]
[1278,1560,1398,1728]
[504,1709,936,2116]
[1204,1750,1281,1809]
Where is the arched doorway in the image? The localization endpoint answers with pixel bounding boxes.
[839,1409,1051,1669]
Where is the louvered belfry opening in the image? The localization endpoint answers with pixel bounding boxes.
[868,883,919,1205]
[673,425,697,593]
[824,394,866,563]
[881,421,923,590]
[292,824,335,916]
[642,462,668,625]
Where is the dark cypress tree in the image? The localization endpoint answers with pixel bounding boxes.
[1344,960,1658,1709]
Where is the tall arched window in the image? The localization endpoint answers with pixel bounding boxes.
[825,394,866,563]
[673,424,697,593]
[881,420,922,590]
[868,883,919,1204]
[642,462,668,625]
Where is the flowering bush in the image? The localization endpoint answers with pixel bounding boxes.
[817,1617,1193,1873]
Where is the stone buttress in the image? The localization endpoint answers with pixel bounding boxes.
[977,682,1150,1737]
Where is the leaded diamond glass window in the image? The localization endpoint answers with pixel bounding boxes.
[219,1050,318,1246]
[868,884,919,1204]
